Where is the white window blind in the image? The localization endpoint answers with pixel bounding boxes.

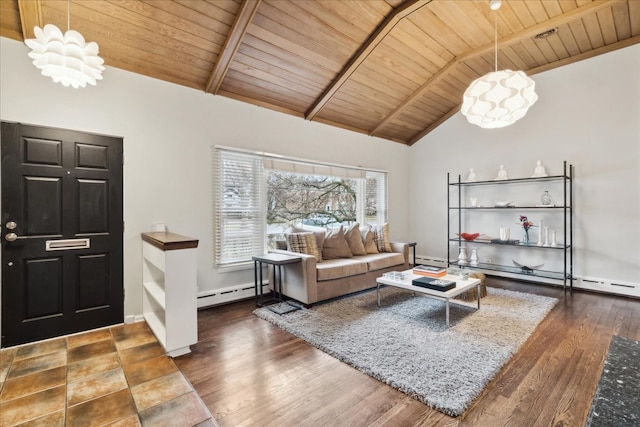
[263,158,366,179]
[212,148,265,267]
[365,171,388,225]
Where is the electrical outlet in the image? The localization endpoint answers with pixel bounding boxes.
[449,241,457,246]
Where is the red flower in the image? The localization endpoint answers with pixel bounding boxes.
[519,215,534,230]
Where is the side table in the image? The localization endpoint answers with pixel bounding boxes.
[408,242,417,266]
[253,253,302,314]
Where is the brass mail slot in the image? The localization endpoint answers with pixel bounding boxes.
[46,238,91,251]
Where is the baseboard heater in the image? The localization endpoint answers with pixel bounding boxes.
[197,282,266,308]
[576,277,639,298]
[414,255,447,267]
[417,254,639,298]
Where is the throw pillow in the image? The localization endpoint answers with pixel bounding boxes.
[344,223,366,256]
[289,225,325,251]
[285,232,322,261]
[360,227,379,254]
[322,226,353,259]
[369,223,392,252]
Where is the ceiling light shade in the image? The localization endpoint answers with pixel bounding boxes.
[461,0,538,129]
[461,69,538,129]
[25,24,104,88]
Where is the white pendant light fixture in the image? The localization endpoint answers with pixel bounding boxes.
[24,1,104,88]
[461,0,538,128]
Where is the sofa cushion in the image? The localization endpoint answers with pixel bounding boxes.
[286,232,322,261]
[369,223,392,252]
[322,226,353,259]
[289,225,325,251]
[344,223,367,256]
[359,252,405,271]
[360,227,379,254]
[316,258,367,281]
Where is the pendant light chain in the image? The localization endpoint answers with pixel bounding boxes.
[494,10,498,72]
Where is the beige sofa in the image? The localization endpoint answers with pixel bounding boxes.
[269,242,409,306]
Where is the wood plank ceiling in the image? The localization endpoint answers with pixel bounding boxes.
[1,0,638,145]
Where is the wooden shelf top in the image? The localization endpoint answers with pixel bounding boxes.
[142,232,199,251]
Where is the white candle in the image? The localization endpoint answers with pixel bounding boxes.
[538,220,544,246]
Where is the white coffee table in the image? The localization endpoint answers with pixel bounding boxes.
[376,270,481,327]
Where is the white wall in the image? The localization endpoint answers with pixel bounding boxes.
[0,37,411,319]
[410,44,640,287]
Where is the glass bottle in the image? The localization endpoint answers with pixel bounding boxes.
[541,190,552,206]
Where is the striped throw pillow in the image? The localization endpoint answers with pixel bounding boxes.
[285,232,322,261]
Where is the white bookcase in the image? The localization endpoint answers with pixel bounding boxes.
[141,232,199,357]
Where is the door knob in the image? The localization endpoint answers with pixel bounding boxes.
[6,221,17,230]
[5,233,17,242]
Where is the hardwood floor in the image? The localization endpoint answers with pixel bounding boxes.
[174,279,640,427]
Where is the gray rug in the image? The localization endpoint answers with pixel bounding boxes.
[254,286,557,417]
[586,336,640,427]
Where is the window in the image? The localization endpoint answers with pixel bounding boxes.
[212,148,265,267]
[266,172,359,246]
[213,147,387,268]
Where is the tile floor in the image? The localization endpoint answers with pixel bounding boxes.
[0,322,216,427]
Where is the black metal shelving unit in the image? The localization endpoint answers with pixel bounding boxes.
[447,161,574,295]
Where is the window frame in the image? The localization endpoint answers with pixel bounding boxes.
[213,146,387,269]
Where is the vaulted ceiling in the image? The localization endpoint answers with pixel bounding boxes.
[1,0,638,145]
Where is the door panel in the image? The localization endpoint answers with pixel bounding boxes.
[77,179,109,233]
[25,176,63,235]
[25,257,63,319]
[1,121,123,347]
[77,254,110,309]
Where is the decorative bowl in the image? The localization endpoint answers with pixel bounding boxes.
[457,232,481,241]
[512,260,544,273]
[494,201,513,207]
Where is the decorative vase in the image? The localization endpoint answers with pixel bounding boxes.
[457,246,468,265]
[469,248,479,266]
[523,229,530,245]
[541,190,552,205]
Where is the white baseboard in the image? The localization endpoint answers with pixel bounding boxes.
[124,314,145,324]
[197,282,264,308]
[417,254,639,298]
[574,276,640,298]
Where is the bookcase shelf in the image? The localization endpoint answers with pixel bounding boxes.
[447,161,574,294]
[142,232,199,357]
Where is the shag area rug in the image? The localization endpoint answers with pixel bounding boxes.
[586,336,640,427]
[254,286,557,417]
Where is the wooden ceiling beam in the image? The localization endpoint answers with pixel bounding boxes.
[406,35,640,146]
[305,0,432,120]
[205,0,262,94]
[372,0,625,141]
[369,57,459,137]
[525,35,640,77]
[17,0,42,40]
[456,0,625,64]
